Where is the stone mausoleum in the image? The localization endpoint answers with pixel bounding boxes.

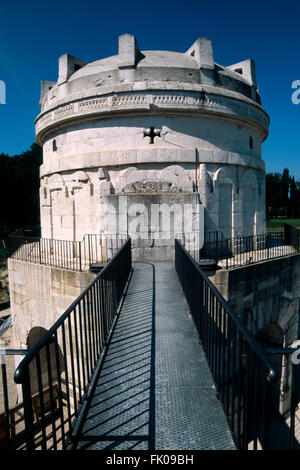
[8,34,300,423]
[36,33,269,260]
[9,33,280,351]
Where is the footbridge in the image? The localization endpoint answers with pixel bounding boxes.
[1,238,300,450]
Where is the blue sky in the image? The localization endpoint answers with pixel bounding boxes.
[0,0,300,177]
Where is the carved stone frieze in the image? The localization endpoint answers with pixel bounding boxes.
[36,91,268,140]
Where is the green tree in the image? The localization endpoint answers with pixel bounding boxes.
[281,168,290,216]
[266,172,282,218]
[289,176,298,217]
[266,169,300,218]
[0,143,42,238]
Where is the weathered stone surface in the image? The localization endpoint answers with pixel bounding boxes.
[8,258,95,349]
[211,255,300,345]
[36,33,268,252]
[122,180,182,194]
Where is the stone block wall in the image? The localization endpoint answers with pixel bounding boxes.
[211,254,300,346]
[104,192,204,261]
[211,255,300,347]
[8,258,95,350]
[211,254,300,414]
[38,114,266,249]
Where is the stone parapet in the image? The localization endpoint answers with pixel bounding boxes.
[8,258,95,349]
[36,89,269,145]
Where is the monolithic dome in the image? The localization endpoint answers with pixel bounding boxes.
[36,33,269,260]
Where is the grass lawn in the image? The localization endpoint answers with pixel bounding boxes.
[267,218,300,229]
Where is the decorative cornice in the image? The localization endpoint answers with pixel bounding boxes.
[35,91,269,143]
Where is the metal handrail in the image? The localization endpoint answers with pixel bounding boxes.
[175,238,282,449]
[12,237,132,450]
[177,225,300,269]
[0,349,29,449]
[8,233,128,272]
[175,239,278,383]
[14,238,131,384]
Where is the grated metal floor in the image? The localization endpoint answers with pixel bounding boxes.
[73,262,236,450]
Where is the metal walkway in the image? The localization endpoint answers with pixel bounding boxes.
[72,262,236,450]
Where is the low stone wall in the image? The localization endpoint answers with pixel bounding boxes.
[211,254,300,345]
[8,258,95,350]
[211,254,300,415]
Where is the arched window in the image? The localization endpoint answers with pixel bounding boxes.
[249,136,253,149]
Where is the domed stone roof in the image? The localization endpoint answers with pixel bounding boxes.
[36,33,269,252]
[68,48,253,89]
[70,50,199,79]
[36,34,269,145]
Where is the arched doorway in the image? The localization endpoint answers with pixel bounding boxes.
[27,327,64,421]
[255,322,283,349]
[255,322,284,413]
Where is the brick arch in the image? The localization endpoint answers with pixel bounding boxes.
[27,326,48,349]
[255,322,284,413]
[26,326,64,396]
[255,322,284,348]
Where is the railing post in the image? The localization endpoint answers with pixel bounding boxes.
[87,234,90,265]
[79,240,82,271]
[1,360,11,445]
[262,377,273,450]
[226,239,229,269]
[290,361,296,450]
[39,238,42,265]
[21,365,35,450]
[175,238,280,450]
[10,237,131,450]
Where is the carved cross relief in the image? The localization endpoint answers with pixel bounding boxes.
[143,127,161,144]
